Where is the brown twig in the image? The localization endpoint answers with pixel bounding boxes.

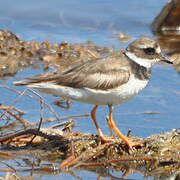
[0,151,15,157]
[60,142,114,169]
[86,49,98,58]
[0,128,65,144]
[31,113,89,127]
[0,168,15,171]
[0,86,60,120]
[50,120,75,131]
[0,105,24,115]
[29,96,44,144]
[0,105,31,128]
[0,161,17,172]
[0,121,19,131]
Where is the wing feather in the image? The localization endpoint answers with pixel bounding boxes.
[55,56,130,90]
[14,54,131,90]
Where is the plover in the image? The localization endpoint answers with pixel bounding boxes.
[14,36,172,150]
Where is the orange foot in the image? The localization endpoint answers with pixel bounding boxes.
[98,133,115,143]
[107,108,144,151]
[123,139,144,151]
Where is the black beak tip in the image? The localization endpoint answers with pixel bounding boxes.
[163,59,173,64]
[161,54,173,64]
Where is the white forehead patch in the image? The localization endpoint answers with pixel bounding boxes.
[156,46,161,54]
[138,45,151,49]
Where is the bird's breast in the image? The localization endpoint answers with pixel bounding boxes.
[82,75,149,105]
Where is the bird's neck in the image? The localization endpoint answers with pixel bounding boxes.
[125,51,152,69]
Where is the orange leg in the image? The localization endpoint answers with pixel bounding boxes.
[91,105,113,143]
[107,105,134,150]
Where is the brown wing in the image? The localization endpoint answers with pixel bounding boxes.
[14,54,131,90]
[55,55,131,90]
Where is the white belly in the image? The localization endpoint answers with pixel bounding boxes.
[28,76,148,105]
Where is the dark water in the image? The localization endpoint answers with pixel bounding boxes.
[0,0,179,179]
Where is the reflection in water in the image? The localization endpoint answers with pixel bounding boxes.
[152,0,180,72]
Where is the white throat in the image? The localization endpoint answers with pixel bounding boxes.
[125,51,152,68]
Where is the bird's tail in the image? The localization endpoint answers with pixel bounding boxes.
[13,72,59,86]
[13,78,35,86]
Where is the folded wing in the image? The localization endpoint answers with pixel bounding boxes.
[14,55,131,90]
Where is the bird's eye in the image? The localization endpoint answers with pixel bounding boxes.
[143,47,156,55]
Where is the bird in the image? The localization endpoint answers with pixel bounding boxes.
[14,36,172,150]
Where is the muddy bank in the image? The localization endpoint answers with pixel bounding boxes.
[0,29,114,78]
[0,99,179,179]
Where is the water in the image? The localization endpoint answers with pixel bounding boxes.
[0,0,179,179]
